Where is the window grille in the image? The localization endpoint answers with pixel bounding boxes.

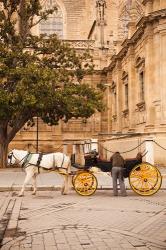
[139,71,144,101]
[124,81,129,109]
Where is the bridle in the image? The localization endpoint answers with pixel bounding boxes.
[8,152,14,165]
[8,151,30,166]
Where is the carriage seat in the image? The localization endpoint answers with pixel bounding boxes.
[71,154,89,170]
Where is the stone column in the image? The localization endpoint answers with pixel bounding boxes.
[101,84,111,133]
[144,25,155,129]
[107,85,112,133]
[116,62,122,132]
[128,46,136,131]
[72,144,76,154]
[96,0,107,48]
[79,143,85,166]
[153,22,162,125]
[145,139,154,165]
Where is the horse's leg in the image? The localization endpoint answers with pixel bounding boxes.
[61,174,68,195]
[32,174,37,195]
[61,162,71,195]
[67,162,72,191]
[18,167,35,197]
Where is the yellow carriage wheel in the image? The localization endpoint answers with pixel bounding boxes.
[73,171,98,196]
[129,162,162,196]
[71,170,85,187]
[72,175,76,187]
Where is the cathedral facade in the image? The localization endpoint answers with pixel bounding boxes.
[11,0,166,165]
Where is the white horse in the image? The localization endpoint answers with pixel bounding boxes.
[8,149,71,196]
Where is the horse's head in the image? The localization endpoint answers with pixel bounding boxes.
[8,149,28,166]
[8,150,16,165]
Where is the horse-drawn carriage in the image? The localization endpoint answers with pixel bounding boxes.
[71,151,162,196]
[8,149,162,197]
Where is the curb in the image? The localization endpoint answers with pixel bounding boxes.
[0,186,62,192]
[0,186,165,191]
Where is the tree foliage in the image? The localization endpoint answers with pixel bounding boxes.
[0,0,104,167]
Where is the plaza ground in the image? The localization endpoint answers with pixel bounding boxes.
[0,167,166,250]
[0,190,166,250]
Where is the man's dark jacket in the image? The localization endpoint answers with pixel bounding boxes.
[110,152,125,168]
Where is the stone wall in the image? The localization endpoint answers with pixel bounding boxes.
[99,0,166,165]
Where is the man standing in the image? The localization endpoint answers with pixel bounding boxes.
[110,152,127,196]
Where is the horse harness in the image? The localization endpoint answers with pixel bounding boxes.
[36,153,43,173]
[9,150,67,173]
[22,152,66,173]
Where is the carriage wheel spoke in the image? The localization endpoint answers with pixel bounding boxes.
[147,180,156,189]
[131,178,143,190]
[129,163,162,196]
[74,171,98,196]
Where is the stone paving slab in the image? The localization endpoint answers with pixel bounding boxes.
[3,226,165,250]
[0,190,166,250]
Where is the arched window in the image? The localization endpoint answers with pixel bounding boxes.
[135,57,145,103]
[39,0,63,38]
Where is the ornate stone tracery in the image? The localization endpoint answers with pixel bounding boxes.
[96,0,107,21]
[39,0,63,38]
[95,0,107,48]
[65,40,95,49]
[118,0,144,41]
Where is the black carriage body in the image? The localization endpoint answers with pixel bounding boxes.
[84,155,142,177]
[123,159,142,177]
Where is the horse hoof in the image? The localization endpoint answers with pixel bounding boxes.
[61,192,67,195]
[18,193,24,197]
[32,192,36,195]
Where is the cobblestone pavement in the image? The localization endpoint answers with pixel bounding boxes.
[0,190,166,250]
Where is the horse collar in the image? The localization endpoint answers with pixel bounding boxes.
[22,153,31,167]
